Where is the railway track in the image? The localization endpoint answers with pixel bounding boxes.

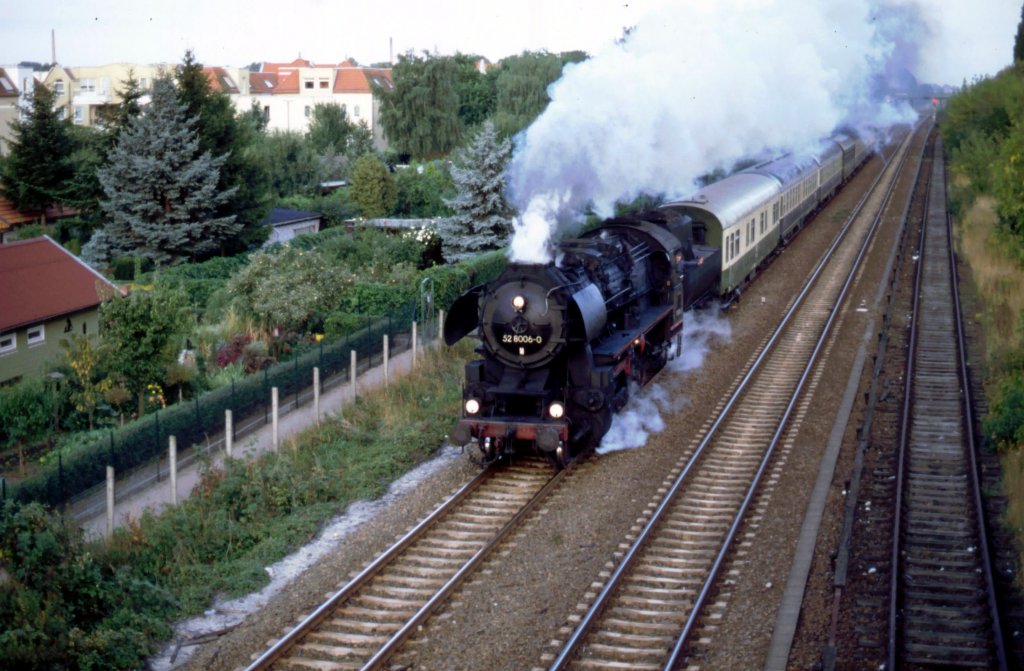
[828,132,1008,670]
[244,459,563,670]
[889,136,1007,669]
[536,127,924,670]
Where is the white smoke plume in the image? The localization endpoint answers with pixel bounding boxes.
[505,0,921,263]
[598,305,732,454]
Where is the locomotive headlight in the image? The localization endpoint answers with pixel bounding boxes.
[512,295,527,312]
[548,401,565,419]
[465,398,481,415]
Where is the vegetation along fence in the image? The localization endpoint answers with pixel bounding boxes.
[4,249,508,510]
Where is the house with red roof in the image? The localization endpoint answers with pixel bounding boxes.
[0,236,119,385]
[237,58,392,149]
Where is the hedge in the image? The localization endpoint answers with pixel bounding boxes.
[6,250,506,509]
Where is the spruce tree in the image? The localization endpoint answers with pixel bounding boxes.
[1,83,75,211]
[439,120,512,262]
[96,76,239,266]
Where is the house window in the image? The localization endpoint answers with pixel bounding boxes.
[304,79,314,89]
[319,79,329,89]
[263,105,270,121]
[26,324,45,346]
[140,77,149,89]
[74,107,84,124]
[0,332,14,355]
[354,105,360,117]
[64,318,73,333]
[79,78,96,92]
[304,105,311,118]
[54,79,65,95]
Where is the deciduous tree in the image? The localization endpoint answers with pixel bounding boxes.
[307,102,353,154]
[99,284,191,416]
[1016,2,1024,63]
[493,51,585,137]
[453,53,498,130]
[228,246,345,333]
[0,380,53,475]
[376,53,462,159]
[350,153,398,218]
[61,333,111,430]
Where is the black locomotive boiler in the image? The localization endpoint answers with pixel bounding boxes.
[443,130,875,467]
[444,211,719,467]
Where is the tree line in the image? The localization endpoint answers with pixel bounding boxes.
[0,49,586,268]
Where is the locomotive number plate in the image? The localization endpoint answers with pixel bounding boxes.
[502,334,544,345]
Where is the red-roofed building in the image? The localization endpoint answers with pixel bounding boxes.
[204,66,240,94]
[236,58,392,149]
[0,236,118,385]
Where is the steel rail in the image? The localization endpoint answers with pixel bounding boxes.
[665,127,914,671]
[548,130,914,670]
[361,465,569,669]
[244,466,494,671]
[945,149,1010,671]
[887,137,1008,671]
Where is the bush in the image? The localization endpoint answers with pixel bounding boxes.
[324,311,363,338]
[0,500,176,670]
[983,371,1024,451]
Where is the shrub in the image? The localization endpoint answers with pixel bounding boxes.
[0,500,176,670]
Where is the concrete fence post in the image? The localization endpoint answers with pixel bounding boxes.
[313,366,321,426]
[225,409,233,458]
[106,466,115,538]
[412,321,418,367]
[383,334,390,387]
[438,309,445,343]
[350,350,357,400]
[169,436,177,506]
[272,387,279,452]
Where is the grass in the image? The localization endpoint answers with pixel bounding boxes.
[98,339,473,614]
[953,193,1024,588]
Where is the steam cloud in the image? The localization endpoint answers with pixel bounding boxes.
[505,0,921,262]
[598,306,732,454]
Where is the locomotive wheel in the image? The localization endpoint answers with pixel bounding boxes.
[584,407,613,453]
[555,442,572,469]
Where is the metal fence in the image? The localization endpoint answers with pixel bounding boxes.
[5,302,424,510]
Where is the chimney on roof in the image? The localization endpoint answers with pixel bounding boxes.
[51,29,56,63]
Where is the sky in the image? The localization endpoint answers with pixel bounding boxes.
[1,0,1019,86]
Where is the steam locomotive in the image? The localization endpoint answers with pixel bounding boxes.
[444,131,872,467]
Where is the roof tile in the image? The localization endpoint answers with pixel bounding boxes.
[0,237,118,331]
